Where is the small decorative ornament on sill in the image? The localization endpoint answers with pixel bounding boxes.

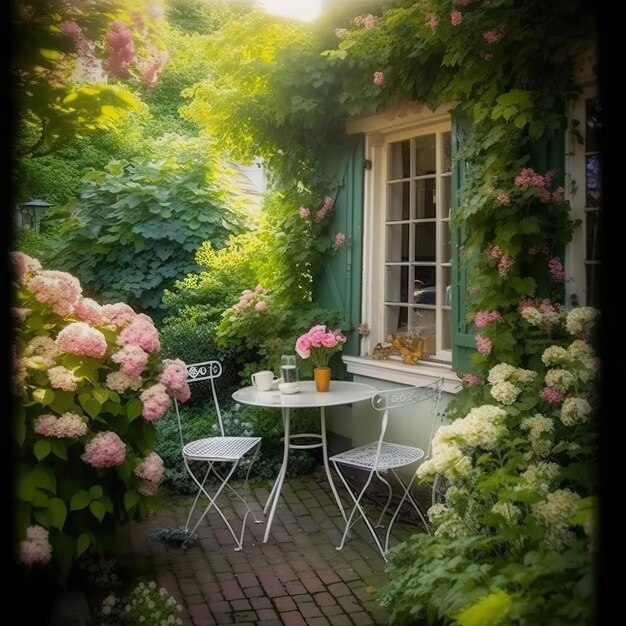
[295,324,347,392]
[372,332,429,364]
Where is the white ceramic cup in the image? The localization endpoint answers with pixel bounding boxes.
[251,370,278,391]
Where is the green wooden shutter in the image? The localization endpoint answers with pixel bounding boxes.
[313,134,365,356]
[451,114,476,372]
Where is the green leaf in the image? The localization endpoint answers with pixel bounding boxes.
[48,498,68,530]
[70,490,91,511]
[89,500,106,522]
[34,439,52,461]
[456,589,512,626]
[76,532,91,557]
[92,387,109,405]
[51,439,68,460]
[79,395,101,419]
[126,397,143,422]
[88,485,103,499]
[32,388,55,406]
[124,489,141,511]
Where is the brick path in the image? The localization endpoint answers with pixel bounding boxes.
[113,468,421,626]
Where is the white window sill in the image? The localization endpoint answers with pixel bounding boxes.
[342,355,462,394]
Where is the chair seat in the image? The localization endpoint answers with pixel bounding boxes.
[183,436,262,462]
[330,441,425,471]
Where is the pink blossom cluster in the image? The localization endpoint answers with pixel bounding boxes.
[518,297,564,316]
[19,526,52,566]
[474,310,503,328]
[353,14,376,29]
[335,28,349,39]
[56,322,108,358]
[111,344,149,377]
[141,50,168,87]
[373,71,385,86]
[476,335,493,356]
[27,270,82,317]
[60,20,92,55]
[117,313,160,353]
[548,257,565,282]
[357,322,370,337]
[295,324,347,367]
[134,452,164,495]
[105,371,143,393]
[24,336,61,367]
[425,13,439,31]
[496,194,510,205]
[528,243,549,256]
[159,359,191,402]
[10,252,42,285]
[101,302,137,328]
[233,285,268,313]
[47,365,78,392]
[34,412,87,439]
[315,196,335,222]
[299,206,310,219]
[140,383,172,421]
[462,373,482,387]
[451,10,463,26]
[514,168,566,204]
[483,20,508,45]
[498,254,515,278]
[81,431,126,468]
[334,232,347,248]
[541,386,563,404]
[73,297,104,324]
[103,20,136,77]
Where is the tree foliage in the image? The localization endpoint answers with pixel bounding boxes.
[45,135,248,318]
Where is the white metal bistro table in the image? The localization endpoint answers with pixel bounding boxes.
[232,380,376,543]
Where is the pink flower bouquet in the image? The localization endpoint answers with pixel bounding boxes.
[295,324,347,369]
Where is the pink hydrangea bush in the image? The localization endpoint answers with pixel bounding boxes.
[10,252,189,579]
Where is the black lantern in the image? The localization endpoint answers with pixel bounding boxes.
[16,199,53,232]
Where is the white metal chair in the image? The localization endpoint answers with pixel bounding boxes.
[330,378,443,560]
[173,360,262,550]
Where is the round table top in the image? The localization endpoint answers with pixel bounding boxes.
[232,380,376,409]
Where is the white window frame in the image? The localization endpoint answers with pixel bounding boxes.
[344,104,460,393]
[565,52,599,308]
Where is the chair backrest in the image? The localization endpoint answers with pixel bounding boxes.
[173,360,225,450]
[370,377,444,462]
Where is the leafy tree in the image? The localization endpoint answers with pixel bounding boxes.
[46,134,248,318]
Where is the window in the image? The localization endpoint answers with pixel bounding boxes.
[349,106,454,369]
[567,85,602,308]
[384,128,452,361]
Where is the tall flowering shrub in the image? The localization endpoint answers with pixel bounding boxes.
[378,306,599,625]
[11,252,190,582]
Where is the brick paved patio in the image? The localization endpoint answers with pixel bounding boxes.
[112,468,423,626]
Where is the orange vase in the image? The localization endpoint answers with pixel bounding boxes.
[313,367,331,392]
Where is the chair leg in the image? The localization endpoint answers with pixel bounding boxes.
[332,461,388,561]
[373,470,393,529]
[184,461,213,533]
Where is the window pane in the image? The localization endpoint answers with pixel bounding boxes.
[441,175,451,218]
[441,131,452,173]
[387,182,410,221]
[413,309,436,356]
[585,265,601,308]
[386,305,408,334]
[386,224,409,262]
[414,178,436,218]
[414,223,436,262]
[442,266,452,306]
[442,222,452,264]
[414,134,436,175]
[441,309,452,351]
[585,210,601,261]
[585,154,601,207]
[413,266,436,305]
[389,140,410,179]
[586,98,601,153]
[386,265,409,302]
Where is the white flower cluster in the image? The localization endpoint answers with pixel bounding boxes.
[566,306,598,336]
[488,363,517,385]
[532,489,580,526]
[518,461,560,495]
[427,503,448,522]
[490,380,521,405]
[560,396,592,427]
[432,510,470,540]
[541,345,569,366]
[417,444,472,481]
[521,306,564,328]
[491,501,521,523]
[544,368,575,393]
[520,413,554,458]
